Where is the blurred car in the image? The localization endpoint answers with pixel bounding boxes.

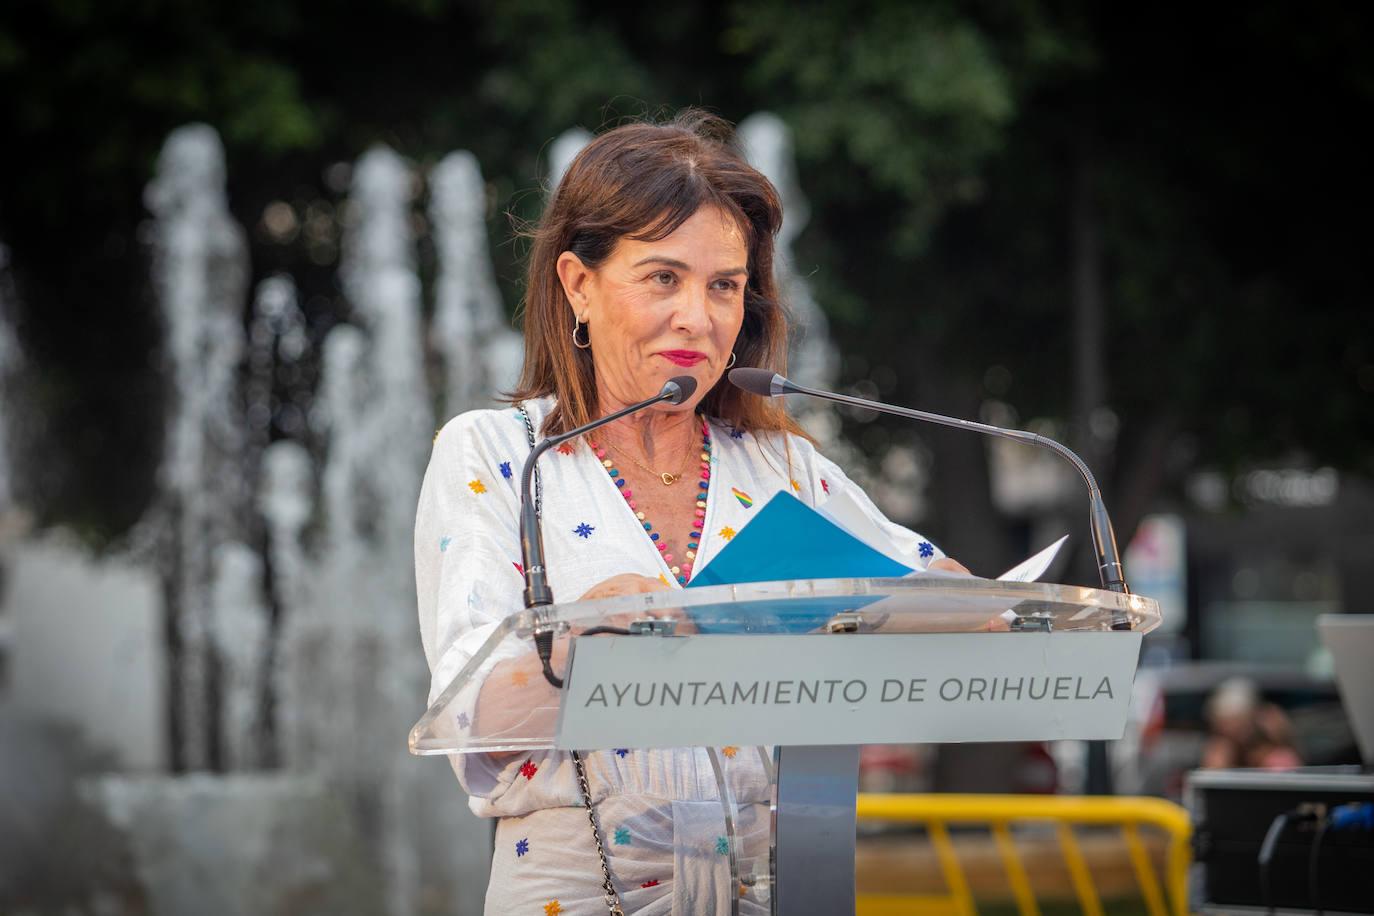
[1054,661,1360,800]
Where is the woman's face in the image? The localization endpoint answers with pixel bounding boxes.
[558,205,748,416]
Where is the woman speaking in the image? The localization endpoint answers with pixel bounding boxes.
[416,110,965,914]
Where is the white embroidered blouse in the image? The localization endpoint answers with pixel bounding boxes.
[414,395,943,913]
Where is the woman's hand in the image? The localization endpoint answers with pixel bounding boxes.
[578,574,698,634]
[926,556,1008,630]
[578,573,672,601]
[477,575,689,755]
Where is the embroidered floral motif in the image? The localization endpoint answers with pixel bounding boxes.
[613,827,630,845]
[919,541,934,558]
[789,478,801,492]
[719,526,736,540]
[556,442,576,456]
[731,487,753,508]
[729,427,744,439]
[513,561,524,575]
[516,838,529,857]
[615,748,629,758]
[500,461,512,479]
[573,522,595,538]
[467,479,487,495]
[658,574,669,585]
[721,746,739,759]
[821,478,830,494]
[543,901,562,915]
[520,759,538,780]
[715,837,730,854]
[512,670,528,687]
[456,712,470,729]
[641,880,659,888]
[439,536,451,551]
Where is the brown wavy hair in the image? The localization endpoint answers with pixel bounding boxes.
[508,109,806,440]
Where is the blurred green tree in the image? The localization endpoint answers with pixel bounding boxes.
[728,0,1374,578]
[0,0,1369,582]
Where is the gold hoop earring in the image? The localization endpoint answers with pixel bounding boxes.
[726,352,737,368]
[572,319,591,350]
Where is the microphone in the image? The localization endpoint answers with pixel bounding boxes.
[518,375,698,685]
[730,368,1132,619]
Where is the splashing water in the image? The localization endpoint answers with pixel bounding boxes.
[144,123,253,772]
[738,113,838,400]
[113,115,837,915]
[0,241,19,518]
[429,150,523,417]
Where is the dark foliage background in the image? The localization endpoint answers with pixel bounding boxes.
[2,0,1370,579]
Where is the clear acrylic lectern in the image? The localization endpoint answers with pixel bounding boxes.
[410,576,1160,915]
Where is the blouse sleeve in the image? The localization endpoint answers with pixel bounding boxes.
[416,412,526,682]
[807,446,947,571]
[414,410,564,804]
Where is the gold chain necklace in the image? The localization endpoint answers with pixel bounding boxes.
[604,418,698,485]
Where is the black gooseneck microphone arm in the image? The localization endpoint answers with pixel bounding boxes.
[519,375,699,686]
[729,368,1132,613]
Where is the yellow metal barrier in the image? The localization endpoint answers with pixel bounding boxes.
[855,793,1192,916]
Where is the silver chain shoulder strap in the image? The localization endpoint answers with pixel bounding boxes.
[574,750,625,915]
[516,403,625,916]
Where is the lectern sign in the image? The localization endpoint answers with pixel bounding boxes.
[557,632,1141,749]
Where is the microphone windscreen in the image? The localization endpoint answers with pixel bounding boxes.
[728,367,780,397]
[664,375,698,404]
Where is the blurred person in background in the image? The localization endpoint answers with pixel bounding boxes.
[1201,676,1302,771]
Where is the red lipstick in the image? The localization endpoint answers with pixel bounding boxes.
[660,350,707,367]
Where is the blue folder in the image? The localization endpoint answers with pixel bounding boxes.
[686,491,913,633]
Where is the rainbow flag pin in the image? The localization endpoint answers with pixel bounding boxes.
[732,487,754,508]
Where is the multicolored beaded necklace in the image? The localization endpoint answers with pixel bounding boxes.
[588,416,711,585]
